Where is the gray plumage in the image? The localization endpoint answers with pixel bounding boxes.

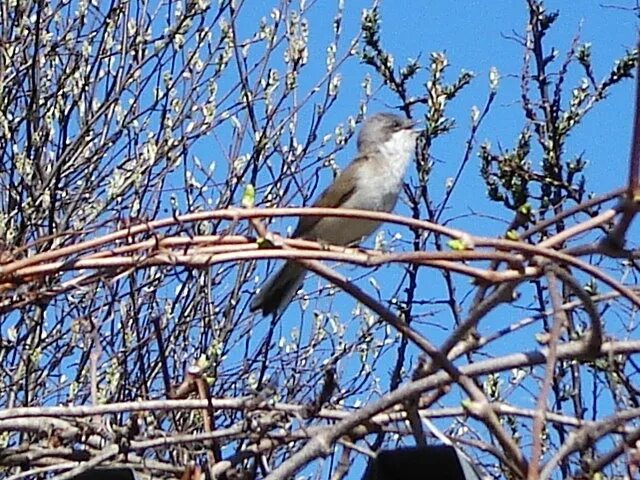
[250,113,418,316]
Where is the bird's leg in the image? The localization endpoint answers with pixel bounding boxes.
[317,239,332,250]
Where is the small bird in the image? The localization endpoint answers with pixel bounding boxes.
[250,112,419,316]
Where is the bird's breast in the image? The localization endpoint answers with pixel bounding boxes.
[349,133,413,212]
[305,130,414,245]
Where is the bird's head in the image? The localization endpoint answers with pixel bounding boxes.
[357,113,419,154]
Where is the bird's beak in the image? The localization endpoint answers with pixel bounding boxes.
[403,118,421,131]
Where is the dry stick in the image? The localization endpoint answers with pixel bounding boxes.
[583,426,640,477]
[81,235,252,259]
[539,408,640,480]
[539,208,617,249]
[0,400,618,444]
[207,424,371,479]
[0,402,610,442]
[1,424,245,472]
[5,244,522,280]
[130,425,245,451]
[486,403,601,430]
[0,418,80,438]
[430,280,521,367]
[89,325,102,420]
[5,463,84,480]
[4,456,183,479]
[0,271,101,314]
[330,448,352,480]
[0,446,92,467]
[546,264,603,353]
[168,365,223,471]
[528,269,568,480]
[520,187,625,241]
[0,398,253,420]
[626,38,640,195]
[0,207,466,278]
[4,429,248,463]
[194,375,223,475]
[604,38,640,250]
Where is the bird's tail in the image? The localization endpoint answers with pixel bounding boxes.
[250,261,305,316]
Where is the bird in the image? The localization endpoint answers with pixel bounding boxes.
[250,112,419,316]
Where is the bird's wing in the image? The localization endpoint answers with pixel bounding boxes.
[292,154,367,239]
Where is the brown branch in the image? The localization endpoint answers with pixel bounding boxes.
[528,269,567,480]
[0,207,468,278]
[628,36,640,195]
[47,445,119,480]
[0,341,638,422]
[602,37,640,250]
[540,408,640,480]
[262,338,640,480]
